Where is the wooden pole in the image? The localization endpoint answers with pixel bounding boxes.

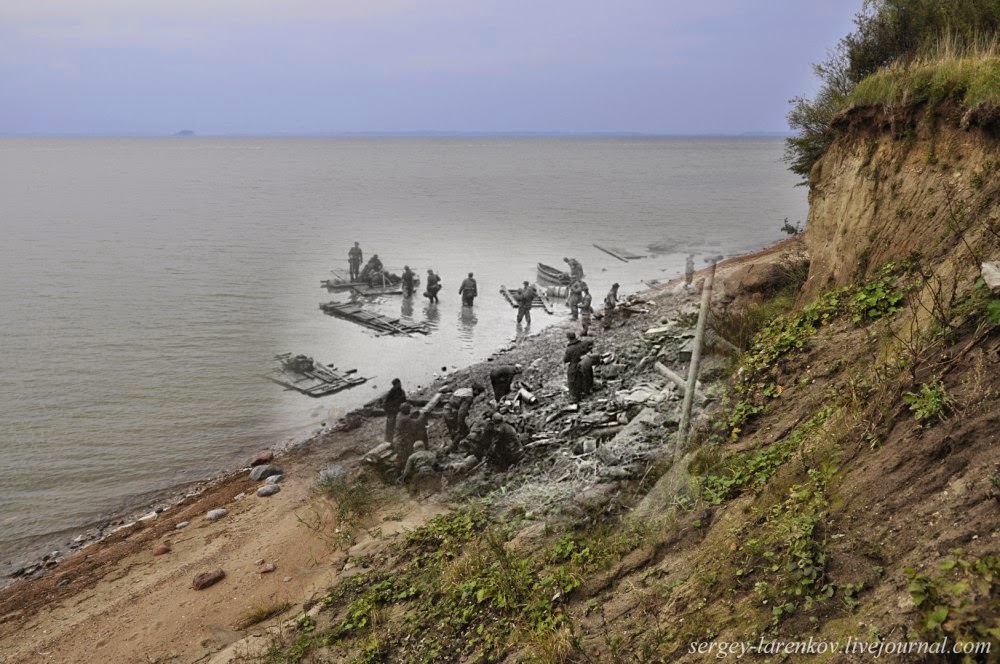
[675,260,717,461]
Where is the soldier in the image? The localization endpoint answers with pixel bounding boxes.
[603,283,620,330]
[425,269,442,303]
[381,378,406,443]
[563,257,585,282]
[348,242,363,281]
[400,441,438,496]
[489,363,523,400]
[459,272,478,307]
[516,280,536,326]
[401,265,416,297]
[579,340,598,396]
[567,279,583,321]
[685,254,695,290]
[486,413,522,471]
[360,254,384,285]
[563,331,588,402]
[579,285,593,337]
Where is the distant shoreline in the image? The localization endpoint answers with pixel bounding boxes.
[0,132,793,139]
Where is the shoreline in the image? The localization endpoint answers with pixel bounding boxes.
[0,236,807,662]
[1,236,801,589]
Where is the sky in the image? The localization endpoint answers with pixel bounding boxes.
[0,0,864,135]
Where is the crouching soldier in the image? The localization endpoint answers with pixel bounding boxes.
[486,413,522,471]
[400,441,438,497]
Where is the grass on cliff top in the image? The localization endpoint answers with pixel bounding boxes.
[847,51,1000,110]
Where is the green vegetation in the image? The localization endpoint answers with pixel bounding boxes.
[847,53,1000,110]
[698,407,834,504]
[785,0,1000,178]
[267,507,650,662]
[906,552,1000,655]
[903,379,953,425]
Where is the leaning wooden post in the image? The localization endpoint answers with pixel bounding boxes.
[675,259,718,461]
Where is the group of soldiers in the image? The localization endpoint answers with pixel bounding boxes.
[349,243,621,334]
[376,376,527,494]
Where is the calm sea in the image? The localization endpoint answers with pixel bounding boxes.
[0,137,805,567]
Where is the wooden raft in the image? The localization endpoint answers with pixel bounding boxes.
[320,301,430,335]
[264,355,367,397]
[499,286,555,314]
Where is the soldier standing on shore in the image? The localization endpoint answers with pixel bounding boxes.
[516,280,536,326]
[685,254,695,290]
[381,378,406,443]
[563,257,585,282]
[579,286,593,336]
[348,242,363,281]
[603,283,619,330]
[563,331,588,402]
[459,272,478,307]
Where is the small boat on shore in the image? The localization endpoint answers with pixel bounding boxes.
[536,262,572,286]
[264,353,367,397]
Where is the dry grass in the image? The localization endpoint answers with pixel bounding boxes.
[234,601,292,631]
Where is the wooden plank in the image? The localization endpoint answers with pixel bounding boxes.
[592,244,629,263]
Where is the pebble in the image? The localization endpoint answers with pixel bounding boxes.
[249,464,283,481]
[265,474,283,485]
[257,485,281,497]
[205,509,228,521]
[192,569,226,590]
[56,577,71,587]
[175,521,189,529]
[233,492,246,501]
[152,543,171,556]
[258,562,277,574]
[283,576,292,583]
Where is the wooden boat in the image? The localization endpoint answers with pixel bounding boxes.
[264,353,366,397]
[536,262,572,286]
[499,285,555,314]
[319,301,430,335]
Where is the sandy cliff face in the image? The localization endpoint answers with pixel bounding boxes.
[802,103,1000,299]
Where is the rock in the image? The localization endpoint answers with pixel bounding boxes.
[258,562,277,574]
[233,492,246,501]
[56,577,71,587]
[43,551,60,561]
[249,450,274,467]
[138,511,158,522]
[283,576,292,583]
[257,485,281,497]
[192,569,225,590]
[175,521,189,529]
[205,509,228,521]
[318,464,346,483]
[265,474,283,485]
[249,464,283,481]
[10,566,26,578]
[152,543,171,556]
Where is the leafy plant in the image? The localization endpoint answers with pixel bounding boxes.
[903,379,952,425]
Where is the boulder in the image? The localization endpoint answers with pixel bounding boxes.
[249,464,282,481]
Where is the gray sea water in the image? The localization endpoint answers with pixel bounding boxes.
[0,137,806,568]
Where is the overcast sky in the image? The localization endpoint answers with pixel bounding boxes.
[0,0,864,135]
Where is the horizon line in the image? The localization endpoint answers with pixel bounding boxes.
[0,130,794,139]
